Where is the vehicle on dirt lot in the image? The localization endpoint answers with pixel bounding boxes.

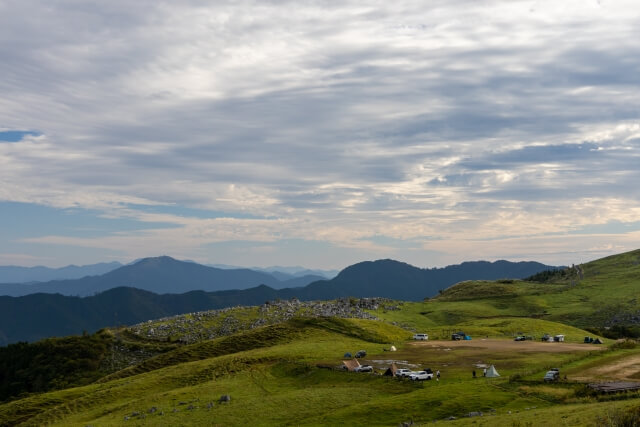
[355,350,367,358]
[514,336,526,341]
[355,365,373,372]
[410,370,434,381]
[413,333,429,340]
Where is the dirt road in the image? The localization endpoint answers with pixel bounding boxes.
[410,339,605,353]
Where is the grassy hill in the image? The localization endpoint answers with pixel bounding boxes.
[2,249,640,425]
[371,249,640,333]
[0,317,634,426]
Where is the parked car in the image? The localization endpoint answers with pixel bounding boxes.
[355,350,367,358]
[410,370,434,381]
[355,365,373,372]
[514,336,526,341]
[413,333,429,340]
[543,368,560,382]
[396,368,414,378]
[541,334,554,342]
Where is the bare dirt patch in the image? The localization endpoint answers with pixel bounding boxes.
[571,353,640,382]
[410,339,605,353]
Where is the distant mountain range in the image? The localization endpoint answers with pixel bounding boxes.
[0,257,557,344]
[209,264,338,280]
[0,262,123,284]
[0,256,325,297]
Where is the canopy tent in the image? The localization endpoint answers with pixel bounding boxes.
[486,365,500,378]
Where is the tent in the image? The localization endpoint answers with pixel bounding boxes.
[390,345,397,352]
[342,359,361,372]
[383,363,398,377]
[485,365,500,378]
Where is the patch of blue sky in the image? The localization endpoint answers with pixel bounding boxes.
[0,130,41,142]
[5,240,125,266]
[125,203,272,220]
[0,201,178,241]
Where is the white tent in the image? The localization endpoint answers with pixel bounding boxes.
[486,365,500,378]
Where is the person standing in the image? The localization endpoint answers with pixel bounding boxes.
[436,370,440,380]
[483,367,487,377]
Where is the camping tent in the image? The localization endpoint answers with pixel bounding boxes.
[486,365,500,378]
[390,345,397,352]
[342,359,361,372]
[383,363,398,377]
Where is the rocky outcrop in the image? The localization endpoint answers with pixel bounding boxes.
[129,297,388,344]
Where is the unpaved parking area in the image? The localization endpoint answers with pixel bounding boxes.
[410,339,605,353]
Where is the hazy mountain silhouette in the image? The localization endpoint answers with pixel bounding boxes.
[0,258,556,344]
[0,256,325,297]
[0,262,122,284]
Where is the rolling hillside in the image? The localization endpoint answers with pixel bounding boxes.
[373,249,640,332]
[3,249,640,425]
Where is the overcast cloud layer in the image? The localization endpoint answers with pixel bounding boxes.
[1,0,639,268]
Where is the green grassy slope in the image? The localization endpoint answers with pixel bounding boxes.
[374,249,640,333]
[1,320,635,426]
[2,249,640,426]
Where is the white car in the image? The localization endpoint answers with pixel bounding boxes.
[396,368,414,378]
[543,369,560,382]
[355,365,373,372]
[410,370,434,381]
[413,333,429,340]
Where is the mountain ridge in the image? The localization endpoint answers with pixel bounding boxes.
[0,256,325,297]
[0,261,122,284]
[0,257,557,344]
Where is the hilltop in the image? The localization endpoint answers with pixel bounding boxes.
[416,248,640,330]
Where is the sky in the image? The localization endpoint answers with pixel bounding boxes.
[1,0,640,269]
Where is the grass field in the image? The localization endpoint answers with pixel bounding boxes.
[2,249,640,426]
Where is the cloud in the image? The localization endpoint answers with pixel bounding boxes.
[1,0,640,267]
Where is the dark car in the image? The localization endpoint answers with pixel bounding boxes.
[355,350,367,358]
